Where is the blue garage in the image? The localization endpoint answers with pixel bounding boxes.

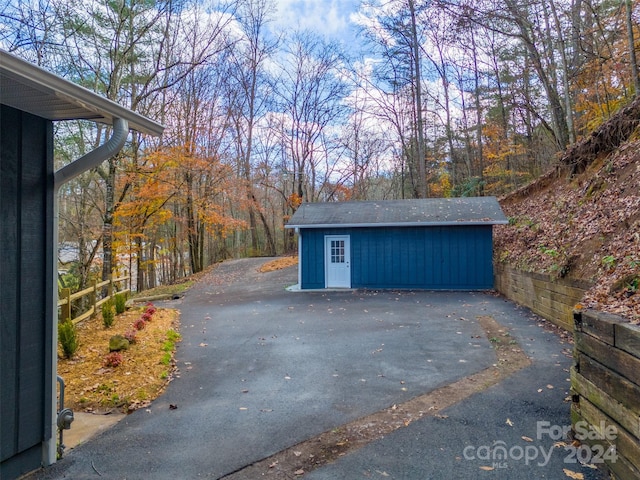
[286,197,508,290]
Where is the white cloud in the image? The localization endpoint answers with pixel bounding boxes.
[270,0,358,41]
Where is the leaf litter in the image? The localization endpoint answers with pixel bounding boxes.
[496,142,640,323]
[57,306,180,413]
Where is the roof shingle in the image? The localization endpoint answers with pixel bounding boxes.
[286,197,508,228]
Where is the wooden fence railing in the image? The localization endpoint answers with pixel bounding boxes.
[58,275,130,324]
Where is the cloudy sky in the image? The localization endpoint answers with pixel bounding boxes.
[270,0,362,46]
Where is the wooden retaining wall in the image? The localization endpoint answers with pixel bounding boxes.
[572,309,640,479]
[494,264,592,330]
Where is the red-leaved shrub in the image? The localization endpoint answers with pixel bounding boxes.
[145,305,156,316]
[133,317,146,331]
[103,351,123,368]
[123,329,137,344]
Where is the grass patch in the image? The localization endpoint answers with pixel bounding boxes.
[160,352,172,366]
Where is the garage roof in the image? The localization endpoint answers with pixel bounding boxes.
[286,197,509,229]
[0,49,163,136]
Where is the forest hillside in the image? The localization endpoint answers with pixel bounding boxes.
[494,99,640,324]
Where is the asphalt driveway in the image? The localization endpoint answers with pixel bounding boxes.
[30,258,605,479]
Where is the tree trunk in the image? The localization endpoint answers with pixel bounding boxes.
[409,0,427,198]
[136,235,144,292]
[504,0,570,149]
[102,156,117,282]
[548,0,576,144]
[470,30,484,194]
[185,172,201,274]
[626,0,640,96]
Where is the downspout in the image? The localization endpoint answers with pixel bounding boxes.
[44,118,129,466]
[54,118,129,187]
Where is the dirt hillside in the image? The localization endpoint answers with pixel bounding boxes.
[494,140,640,323]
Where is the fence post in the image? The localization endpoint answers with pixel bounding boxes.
[108,270,114,298]
[91,279,97,316]
[60,288,71,322]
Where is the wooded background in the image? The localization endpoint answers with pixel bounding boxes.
[1,0,638,293]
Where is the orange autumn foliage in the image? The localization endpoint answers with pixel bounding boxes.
[114,144,247,263]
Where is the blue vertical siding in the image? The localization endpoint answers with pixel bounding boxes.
[299,228,345,289]
[299,225,494,290]
[1,106,54,479]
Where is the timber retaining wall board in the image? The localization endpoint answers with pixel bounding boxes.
[494,264,592,330]
[572,309,640,479]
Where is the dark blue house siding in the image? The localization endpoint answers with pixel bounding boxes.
[300,227,346,289]
[300,225,494,290]
[1,105,54,479]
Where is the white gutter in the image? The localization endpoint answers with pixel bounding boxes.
[1,50,163,136]
[45,117,130,466]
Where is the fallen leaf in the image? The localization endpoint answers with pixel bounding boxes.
[506,418,514,426]
[547,384,554,389]
[480,466,495,471]
[239,407,248,411]
[199,343,208,347]
[563,469,584,479]
[537,388,543,393]
[169,404,178,410]
[522,436,533,442]
[293,451,302,457]
[294,469,304,475]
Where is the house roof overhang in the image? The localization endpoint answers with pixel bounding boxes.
[0,50,164,136]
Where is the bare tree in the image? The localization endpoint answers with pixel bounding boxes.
[356,0,431,197]
[271,31,349,204]
[226,0,278,255]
